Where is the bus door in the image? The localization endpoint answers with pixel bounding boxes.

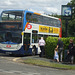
[23,33,30,51]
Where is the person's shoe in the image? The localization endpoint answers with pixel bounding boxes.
[70,61,73,64]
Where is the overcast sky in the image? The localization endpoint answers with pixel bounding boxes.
[0,0,71,15]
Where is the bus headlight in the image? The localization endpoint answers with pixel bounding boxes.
[17,44,22,49]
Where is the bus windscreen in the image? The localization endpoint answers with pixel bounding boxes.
[0,31,22,43]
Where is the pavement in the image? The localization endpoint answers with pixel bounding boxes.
[0,53,75,65]
[19,55,75,66]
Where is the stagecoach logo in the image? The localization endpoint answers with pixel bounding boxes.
[6,45,11,48]
[26,24,32,29]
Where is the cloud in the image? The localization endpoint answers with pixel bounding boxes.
[4,0,12,5]
[0,0,71,15]
[29,8,45,14]
[45,7,58,13]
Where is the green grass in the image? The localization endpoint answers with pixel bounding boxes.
[22,58,75,70]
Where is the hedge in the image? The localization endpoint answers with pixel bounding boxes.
[45,37,75,59]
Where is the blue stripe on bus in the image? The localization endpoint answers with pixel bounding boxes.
[1,41,18,44]
[23,10,34,31]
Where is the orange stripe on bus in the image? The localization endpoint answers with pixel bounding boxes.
[34,12,41,15]
[24,22,29,30]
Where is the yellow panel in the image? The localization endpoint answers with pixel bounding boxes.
[49,27,53,33]
[39,25,60,34]
[53,28,59,34]
[39,25,49,33]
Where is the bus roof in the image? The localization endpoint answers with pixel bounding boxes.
[1,9,59,20]
[2,9,25,12]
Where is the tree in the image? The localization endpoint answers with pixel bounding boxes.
[67,0,75,36]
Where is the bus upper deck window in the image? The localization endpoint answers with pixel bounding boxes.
[26,13,32,22]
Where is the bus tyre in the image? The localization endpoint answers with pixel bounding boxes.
[32,45,37,55]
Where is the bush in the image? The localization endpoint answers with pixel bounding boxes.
[45,37,75,59]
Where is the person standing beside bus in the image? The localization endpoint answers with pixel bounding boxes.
[38,37,46,57]
[56,38,64,62]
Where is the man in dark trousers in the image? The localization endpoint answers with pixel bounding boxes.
[57,38,64,62]
[65,39,74,64]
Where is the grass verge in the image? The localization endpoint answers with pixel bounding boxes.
[22,58,75,70]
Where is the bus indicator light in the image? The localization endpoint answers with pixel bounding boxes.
[27,24,32,29]
[6,45,11,48]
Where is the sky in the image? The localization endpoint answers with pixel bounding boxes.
[0,0,71,15]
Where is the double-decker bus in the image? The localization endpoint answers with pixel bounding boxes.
[0,10,62,55]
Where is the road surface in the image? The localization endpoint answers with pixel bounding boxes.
[0,54,75,75]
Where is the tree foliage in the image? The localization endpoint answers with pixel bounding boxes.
[67,0,75,36]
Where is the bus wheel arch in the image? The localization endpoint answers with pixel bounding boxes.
[32,45,37,55]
